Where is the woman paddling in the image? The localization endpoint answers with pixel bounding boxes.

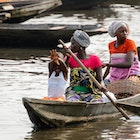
[64,30,115,102]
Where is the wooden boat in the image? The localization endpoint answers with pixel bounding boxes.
[117,102,140,116]
[0,23,107,48]
[53,0,140,11]
[57,0,103,10]
[22,94,140,129]
[0,0,62,23]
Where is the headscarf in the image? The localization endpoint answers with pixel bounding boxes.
[73,30,90,48]
[108,21,129,37]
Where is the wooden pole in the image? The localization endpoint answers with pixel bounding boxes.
[58,39,130,120]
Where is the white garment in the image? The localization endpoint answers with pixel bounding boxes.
[111,53,126,59]
[102,91,117,103]
[48,71,67,98]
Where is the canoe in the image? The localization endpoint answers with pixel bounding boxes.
[0,0,62,23]
[53,0,140,11]
[0,23,107,48]
[57,0,104,10]
[22,94,140,129]
[117,102,140,116]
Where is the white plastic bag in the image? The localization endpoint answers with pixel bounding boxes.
[102,91,117,103]
[48,71,67,98]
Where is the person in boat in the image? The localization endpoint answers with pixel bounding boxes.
[64,30,113,102]
[103,21,140,85]
[44,49,68,101]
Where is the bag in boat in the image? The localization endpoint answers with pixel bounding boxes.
[48,71,67,98]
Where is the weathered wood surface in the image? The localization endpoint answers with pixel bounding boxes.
[22,94,140,129]
[117,101,140,116]
[0,0,62,23]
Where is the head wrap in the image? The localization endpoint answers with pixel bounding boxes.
[108,21,129,37]
[73,30,90,48]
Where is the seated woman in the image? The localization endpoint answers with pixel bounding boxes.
[103,21,140,84]
[64,30,116,102]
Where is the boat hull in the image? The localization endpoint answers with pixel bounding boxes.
[117,102,140,116]
[22,94,140,129]
[0,0,62,23]
[0,23,107,48]
[55,0,140,10]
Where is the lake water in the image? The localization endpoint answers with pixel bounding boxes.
[1,2,140,140]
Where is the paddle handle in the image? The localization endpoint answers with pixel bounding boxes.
[58,39,130,120]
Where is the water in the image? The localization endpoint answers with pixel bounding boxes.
[1,2,140,140]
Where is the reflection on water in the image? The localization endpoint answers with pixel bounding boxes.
[0,58,49,140]
[0,48,50,60]
[25,117,140,140]
[28,120,123,140]
[1,2,140,140]
[26,3,140,26]
[115,116,140,139]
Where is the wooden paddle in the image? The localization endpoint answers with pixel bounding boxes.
[58,39,130,120]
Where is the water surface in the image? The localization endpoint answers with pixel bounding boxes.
[1,2,140,140]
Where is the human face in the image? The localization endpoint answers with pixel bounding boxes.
[70,37,81,53]
[115,25,129,41]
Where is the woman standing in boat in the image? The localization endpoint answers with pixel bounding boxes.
[103,21,140,84]
[64,30,107,102]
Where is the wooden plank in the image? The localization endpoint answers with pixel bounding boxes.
[0,0,62,23]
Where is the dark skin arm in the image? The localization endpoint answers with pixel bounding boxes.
[48,61,56,77]
[49,60,68,80]
[106,51,134,68]
[103,51,135,79]
[48,50,68,81]
[94,66,102,83]
[103,66,110,80]
[95,66,107,91]
[64,53,70,67]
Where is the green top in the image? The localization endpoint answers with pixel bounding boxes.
[73,86,90,92]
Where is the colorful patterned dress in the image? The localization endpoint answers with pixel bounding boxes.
[65,54,104,102]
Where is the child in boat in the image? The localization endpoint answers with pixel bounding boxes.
[44,49,68,101]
